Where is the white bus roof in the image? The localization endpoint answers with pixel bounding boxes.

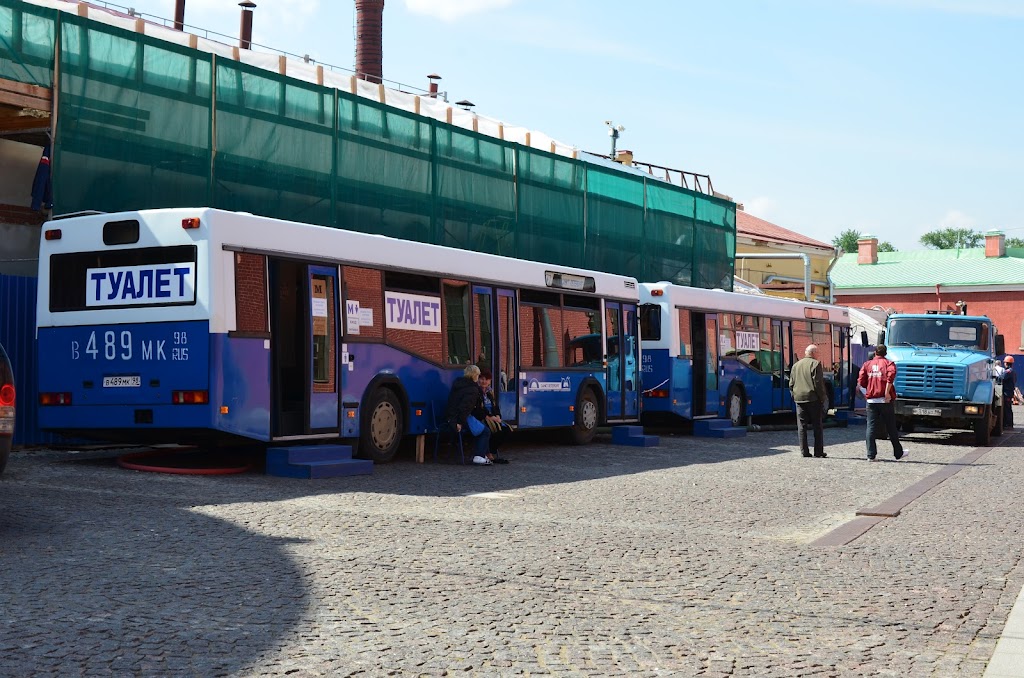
[639,282,850,325]
[42,208,640,299]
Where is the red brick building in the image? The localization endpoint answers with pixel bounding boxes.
[831,232,1024,351]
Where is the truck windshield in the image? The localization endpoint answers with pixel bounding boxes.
[888,318,989,350]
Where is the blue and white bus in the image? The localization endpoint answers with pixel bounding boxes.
[639,282,852,425]
[37,208,641,461]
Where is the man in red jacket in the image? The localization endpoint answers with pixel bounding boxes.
[858,345,906,461]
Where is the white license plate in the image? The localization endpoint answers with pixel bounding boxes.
[103,376,141,388]
[912,407,942,416]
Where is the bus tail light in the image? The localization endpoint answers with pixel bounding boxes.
[44,229,62,240]
[648,389,669,398]
[172,390,209,404]
[181,218,201,229]
[0,383,15,406]
[40,392,71,406]
[649,289,664,296]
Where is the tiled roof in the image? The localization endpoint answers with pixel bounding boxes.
[736,210,834,251]
[831,248,1024,289]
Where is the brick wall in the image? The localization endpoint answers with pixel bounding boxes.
[235,253,267,333]
[837,290,1024,351]
[0,204,45,226]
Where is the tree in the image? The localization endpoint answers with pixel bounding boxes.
[919,228,982,250]
[832,229,860,254]
[832,229,896,253]
[1007,237,1024,248]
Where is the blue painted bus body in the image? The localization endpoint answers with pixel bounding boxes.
[39,319,612,441]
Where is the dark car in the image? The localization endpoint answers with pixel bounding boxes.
[0,342,14,474]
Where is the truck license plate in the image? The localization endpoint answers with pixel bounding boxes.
[103,375,141,388]
[911,407,941,416]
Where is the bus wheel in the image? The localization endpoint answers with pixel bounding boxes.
[359,388,404,462]
[974,406,992,446]
[569,388,599,445]
[727,383,746,427]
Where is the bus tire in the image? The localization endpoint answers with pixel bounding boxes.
[726,383,746,427]
[569,388,599,445]
[359,387,404,462]
[974,406,992,446]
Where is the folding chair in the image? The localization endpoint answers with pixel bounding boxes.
[432,407,467,465]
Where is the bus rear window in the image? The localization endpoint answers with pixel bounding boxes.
[50,245,198,312]
[639,304,661,341]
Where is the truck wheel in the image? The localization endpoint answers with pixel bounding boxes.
[992,402,1004,437]
[900,420,916,433]
[974,407,992,446]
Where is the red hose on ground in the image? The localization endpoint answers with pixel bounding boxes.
[116,448,254,475]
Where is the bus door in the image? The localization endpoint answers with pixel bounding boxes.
[691,312,720,416]
[269,259,310,437]
[772,320,787,411]
[473,286,519,426]
[778,320,794,411]
[604,301,639,420]
[308,266,340,434]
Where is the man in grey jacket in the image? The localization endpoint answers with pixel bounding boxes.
[788,344,828,458]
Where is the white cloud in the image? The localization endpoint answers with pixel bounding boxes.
[404,0,518,22]
[938,209,977,230]
[743,196,778,220]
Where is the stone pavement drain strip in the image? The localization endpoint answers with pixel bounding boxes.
[810,443,1004,547]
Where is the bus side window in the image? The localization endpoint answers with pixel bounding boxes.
[235,252,268,334]
[443,280,471,365]
[677,307,691,357]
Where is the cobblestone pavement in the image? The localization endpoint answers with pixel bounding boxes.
[2,416,1023,677]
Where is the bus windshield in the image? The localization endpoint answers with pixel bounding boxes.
[888,318,989,350]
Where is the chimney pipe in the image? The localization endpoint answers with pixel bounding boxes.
[173,0,185,31]
[355,0,385,84]
[427,73,441,98]
[239,1,255,50]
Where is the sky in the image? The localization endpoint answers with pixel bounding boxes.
[101,0,1024,252]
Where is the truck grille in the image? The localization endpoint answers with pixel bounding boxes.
[895,364,965,399]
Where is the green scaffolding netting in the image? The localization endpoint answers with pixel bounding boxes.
[30,8,735,288]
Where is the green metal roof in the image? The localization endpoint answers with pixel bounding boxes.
[832,248,1024,289]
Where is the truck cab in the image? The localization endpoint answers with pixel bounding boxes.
[884,312,1004,445]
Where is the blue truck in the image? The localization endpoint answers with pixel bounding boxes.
[882,312,1005,446]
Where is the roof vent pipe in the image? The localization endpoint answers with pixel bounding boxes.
[355,0,385,84]
[239,1,255,50]
[173,0,185,31]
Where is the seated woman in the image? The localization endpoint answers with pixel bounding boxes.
[443,364,492,465]
[474,369,511,463]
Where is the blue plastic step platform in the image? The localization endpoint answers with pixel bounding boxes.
[693,418,747,438]
[611,425,660,447]
[265,444,373,479]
